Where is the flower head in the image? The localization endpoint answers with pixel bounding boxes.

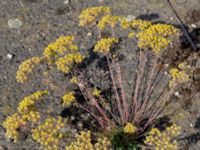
[62,92,76,107]
[65,130,110,150]
[145,124,181,150]
[16,57,42,83]
[79,6,111,27]
[43,35,78,63]
[32,117,64,150]
[121,19,152,30]
[97,15,122,30]
[2,113,26,142]
[169,62,192,88]
[123,122,137,134]
[17,90,48,114]
[94,37,118,54]
[136,23,178,53]
[92,88,101,97]
[55,53,84,74]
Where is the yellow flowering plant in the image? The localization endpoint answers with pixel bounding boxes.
[2,90,48,143]
[3,5,193,150]
[145,124,181,150]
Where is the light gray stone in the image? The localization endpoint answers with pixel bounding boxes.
[8,19,22,29]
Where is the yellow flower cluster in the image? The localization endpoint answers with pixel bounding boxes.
[123,122,137,134]
[92,88,101,97]
[32,117,64,150]
[94,137,111,150]
[136,24,178,53]
[121,19,152,30]
[62,92,76,107]
[43,35,78,63]
[97,15,122,30]
[94,37,118,54]
[128,32,135,38]
[2,113,26,142]
[17,90,48,114]
[79,6,111,27]
[70,76,78,84]
[169,62,192,88]
[16,57,42,83]
[65,130,110,150]
[145,124,181,150]
[55,53,84,73]
[2,90,48,142]
[22,110,41,123]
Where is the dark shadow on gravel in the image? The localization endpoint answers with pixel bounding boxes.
[136,13,160,21]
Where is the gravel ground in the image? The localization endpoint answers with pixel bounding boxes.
[0,0,200,149]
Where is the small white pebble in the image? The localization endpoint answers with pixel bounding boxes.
[170,17,174,20]
[87,32,92,37]
[174,91,180,97]
[165,64,169,68]
[77,122,83,128]
[191,24,197,28]
[7,53,13,59]
[70,116,75,121]
[126,15,136,22]
[63,0,69,4]
[190,123,193,128]
[164,71,168,75]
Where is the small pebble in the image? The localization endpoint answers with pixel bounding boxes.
[77,122,83,128]
[190,123,193,128]
[7,53,14,59]
[8,19,22,29]
[164,71,168,75]
[64,0,69,4]
[126,15,136,22]
[174,91,180,97]
[164,64,169,68]
[191,24,197,28]
[70,116,75,121]
[87,32,92,37]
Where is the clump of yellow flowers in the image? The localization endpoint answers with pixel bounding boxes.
[16,35,84,83]
[169,62,192,88]
[62,92,76,107]
[55,53,84,74]
[16,56,42,83]
[79,6,111,27]
[123,122,137,134]
[2,113,26,142]
[65,130,111,150]
[70,76,78,84]
[92,87,101,97]
[43,35,78,63]
[2,90,48,142]
[43,35,84,74]
[97,15,122,30]
[135,23,179,53]
[121,19,152,30]
[32,117,64,150]
[145,124,181,150]
[17,90,48,114]
[94,37,118,54]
